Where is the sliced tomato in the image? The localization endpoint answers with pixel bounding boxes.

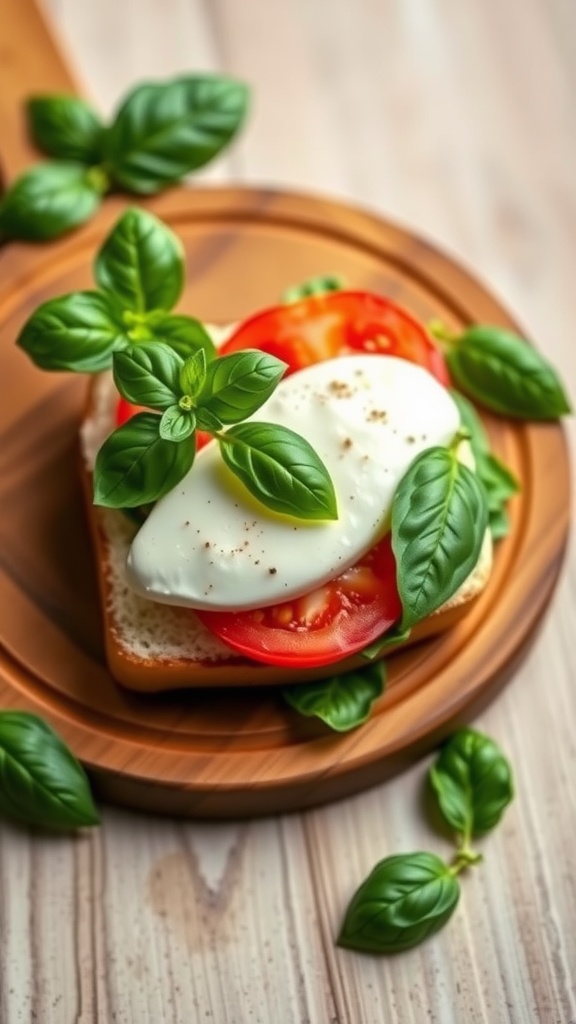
[115,398,212,449]
[219,290,449,385]
[195,533,401,669]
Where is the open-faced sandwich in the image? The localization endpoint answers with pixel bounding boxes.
[17,209,570,703]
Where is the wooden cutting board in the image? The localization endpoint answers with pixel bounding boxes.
[0,0,570,816]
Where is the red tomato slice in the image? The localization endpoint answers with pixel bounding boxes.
[219,290,449,385]
[195,533,402,669]
[115,398,212,449]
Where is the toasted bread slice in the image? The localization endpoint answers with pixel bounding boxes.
[80,372,492,692]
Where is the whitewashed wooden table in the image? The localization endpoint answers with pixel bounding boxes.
[1,0,575,1020]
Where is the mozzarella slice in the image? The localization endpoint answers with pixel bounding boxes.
[126,354,460,611]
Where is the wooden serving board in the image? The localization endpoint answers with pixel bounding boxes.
[0,0,570,816]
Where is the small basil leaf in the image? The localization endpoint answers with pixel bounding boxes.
[149,314,216,361]
[94,412,194,507]
[338,852,460,954]
[283,663,385,732]
[0,162,104,241]
[26,95,104,163]
[95,207,184,313]
[489,506,510,540]
[480,453,519,510]
[196,407,223,433]
[218,422,338,521]
[159,405,196,442]
[429,728,514,842]
[112,342,183,410]
[104,75,249,194]
[447,326,571,419]
[282,274,345,304]
[180,348,207,398]
[391,447,488,629]
[199,350,287,423]
[17,291,128,372]
[0,711,99,830]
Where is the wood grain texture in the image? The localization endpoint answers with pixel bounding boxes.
[0,0,574,1021]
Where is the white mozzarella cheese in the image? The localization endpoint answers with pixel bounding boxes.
[126,354,460,611]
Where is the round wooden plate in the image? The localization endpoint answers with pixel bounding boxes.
[0,186,570,817]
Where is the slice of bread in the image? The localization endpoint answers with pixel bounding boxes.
[80,371,493,692]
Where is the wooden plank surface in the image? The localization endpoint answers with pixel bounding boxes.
[1,0,575,1021]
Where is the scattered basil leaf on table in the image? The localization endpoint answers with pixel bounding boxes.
[391,445,488,630]
[0,712,99,830]
[338,852,461,954]
[218,422,338,521]
[16,291,128,372]
[283,663,385,732]
[95,207,185,313]
[26,95,104,163]
[94,412,194,507]
[282,274,345,304]
[442,324,571,419]
[429,727,514,845]
[0,162,106,241]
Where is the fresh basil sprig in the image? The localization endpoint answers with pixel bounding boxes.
[283,663,385,731]
[0,75,248,242]
[391,443,488,630]
[18,208,215,372]
[431,322,570,420]
[339,727,514,955]
[429,728,514,847]
[95,343,337,519]
[0,711,99,830]
[451,390,519,540]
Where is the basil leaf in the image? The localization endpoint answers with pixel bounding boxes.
[429,728,514,842]
[361,624,412,660]
[196,407,223,432]
[0,162,105,241]
[95,207,184,313]
[17,291,127,372]
[447,326,571,419]
[338,852,460,954]
[180,349,207,399]
[283,663,385,732]
[26,95,104,163]
[159,405,196,442]
[218,422,338,521]
[449,389,490,457]
[480,453,519,511]
[488,506,510,541]
[94,412,194,507]
[391,447,488,629]
[112,343,183,410]
[149,314,216,361]
[200,351,287,423]
[104,75,249,194]
[0,712,99,829]
[282,274,345,304]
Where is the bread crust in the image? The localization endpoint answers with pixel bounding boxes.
[80,373,492,692]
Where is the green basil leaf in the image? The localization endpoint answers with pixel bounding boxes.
[480,453,520,510]
[199,350,287,423]
[391,447,488,629]
[488,506,510,540]
[149,314,216,361]
[429,728,514,842]
[104,75,249,194]
[447,326,571,419]
[338,852,460,954]
[112,342,183,410]
[26,95,104,163]
[0,712,99,829]
[94,412,194,507]
[17,291,127,372]
[159,405,196,442]
[361,624,412,660]
[95,207,184,313]
[450,389,490,457]
[196,407,223,433]
[282,274,345,304]
[0,162,104,241]
[218,422,338,521]
[283,663,385,732]
[180,348,207,398]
